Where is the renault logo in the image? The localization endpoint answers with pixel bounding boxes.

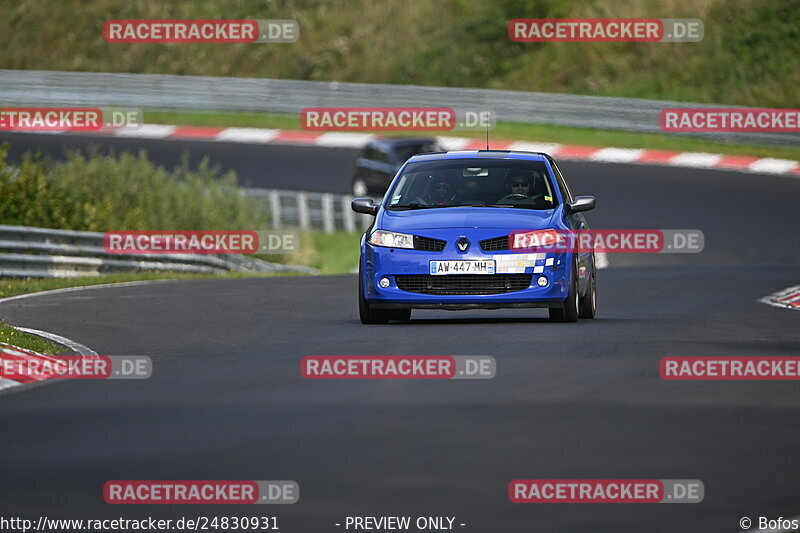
[456,237,470,253]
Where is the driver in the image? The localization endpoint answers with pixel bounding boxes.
[424,174,457,205]
[498,169,537,202]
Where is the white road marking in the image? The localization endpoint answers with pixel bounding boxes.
[749,158,800,174]
[0,280,173,305]
[0,378,21,392]
[316,133,375,147]
[590,148,645,163]
[215,128,279,144]
[12,326,97,355]
[508,142,562,154]
[669,152,723,168]
[114,124,176,138]
[436,136,471,150]
[54,124,800,176]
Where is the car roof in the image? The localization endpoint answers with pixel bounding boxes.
[367,137,439,149]
[407,150,550,162]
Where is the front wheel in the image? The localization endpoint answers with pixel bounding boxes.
[579,258,596,319]
[359,271,389,324]
[389,308,411,321]
[549,258,580,322]
[358,265,409,324]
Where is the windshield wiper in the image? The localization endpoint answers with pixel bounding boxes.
[388,203,439,210]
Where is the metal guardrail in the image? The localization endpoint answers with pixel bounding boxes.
[1,69,796,147]
[243,188,372,232]
[0,224,318,278]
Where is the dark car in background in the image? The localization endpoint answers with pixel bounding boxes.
[351,137,443,197]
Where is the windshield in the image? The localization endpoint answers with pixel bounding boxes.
[386,159,557,210]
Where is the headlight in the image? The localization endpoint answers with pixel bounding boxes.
[369,230,415,249]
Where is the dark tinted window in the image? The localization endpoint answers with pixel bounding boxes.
[386,159,557,210]
[392,142,441,164]
[361,145,391,163]
[548,157,573,203]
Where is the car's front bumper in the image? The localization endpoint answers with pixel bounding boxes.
[361,234,574,310]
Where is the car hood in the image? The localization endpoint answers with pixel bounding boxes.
[378,207,555,231]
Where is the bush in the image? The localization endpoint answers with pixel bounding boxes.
[0,144,269,231]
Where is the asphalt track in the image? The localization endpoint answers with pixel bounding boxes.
[0,132,799,532]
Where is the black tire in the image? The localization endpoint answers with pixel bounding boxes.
[579,258,596,319]
[389,308,412,321]
[549,258,580,322]
[358,264,391,324]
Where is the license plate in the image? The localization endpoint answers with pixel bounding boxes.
[430,260,495,275]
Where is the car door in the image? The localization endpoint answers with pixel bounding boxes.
[549,157,592,292]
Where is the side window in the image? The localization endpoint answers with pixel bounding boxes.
[375,147,392,164]
[363,147,381,161]
[549,158,573,203]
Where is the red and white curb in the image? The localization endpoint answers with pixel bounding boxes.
[45,124,800,177]
[0,343,61,391]
[0,329,96,392]
[0,283,136,392]
[760,285,800,311]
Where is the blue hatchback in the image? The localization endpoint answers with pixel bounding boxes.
[352,150,596,323]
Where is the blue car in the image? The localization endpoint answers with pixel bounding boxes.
[352,150,596,323]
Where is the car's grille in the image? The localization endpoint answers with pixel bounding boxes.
[480,236,509,252]
[395,274,532,295]
[414,236,446,252]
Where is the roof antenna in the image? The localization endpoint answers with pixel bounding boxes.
[485,123,489,150]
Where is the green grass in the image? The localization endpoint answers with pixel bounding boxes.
[142,109,800,161]
[0,323,64,355]
[297,231,361,274]
[1,0,797,108]
[0,272,270,300]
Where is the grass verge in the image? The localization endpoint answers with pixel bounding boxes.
[0,230,363,352]
[0,230,362,301]
[0,230,362,353]
[0,324,64,355]
[143,109,800,162]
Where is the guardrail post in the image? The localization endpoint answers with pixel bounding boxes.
[361,213,372,229]
[341,195,356,233]
[269,190,282,229]
[321,193,335,233]
[297,191,310,231]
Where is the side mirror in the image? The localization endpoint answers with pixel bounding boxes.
[352,197,379,216]
[566,195,596,214]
